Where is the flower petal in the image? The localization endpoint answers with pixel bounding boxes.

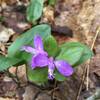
[33,54,49,67]
[30,56,36,69]
[34,35,44,51]
[21,46,36,54]
[48,57,55,80]
[54,60,74,76]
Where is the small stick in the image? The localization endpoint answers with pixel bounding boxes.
[76,64,87,100]
[76,26,100,100]
[86,26,100,90]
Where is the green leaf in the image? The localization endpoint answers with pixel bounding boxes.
[27,66,48,85]
[55,42,85,81]
[61,42,93,66]
[55,42,91,81]
[48,0,56,6]
[27,0,44,23]
[8,24,51,58]
[0,55,22,71]
[56,45,84,65]
[44,35,59,57]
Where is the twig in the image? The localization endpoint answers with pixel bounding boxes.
[76,64,87,100]
[76,26,100,100]
[86,26,100,90]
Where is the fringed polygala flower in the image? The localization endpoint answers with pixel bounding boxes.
[21,35,74,80]
[48,57,74,80]
[21,35,49,69]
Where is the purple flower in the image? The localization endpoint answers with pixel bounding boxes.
[21,35,74,80]
[21,35,49,69]
[48,57,74,80]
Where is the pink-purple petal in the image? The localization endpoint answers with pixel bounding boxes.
[48,57,55,80]
[30,56,36,69]
[21,46,36,54]
[34,35,44,51]
[33,54,49,67]
[54,60,74,76]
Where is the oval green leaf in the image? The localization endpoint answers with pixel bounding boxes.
[27,0,44,23]
[56,46,84,65]
[0,55,22,71]
[44,35,59,57]
[61,42,93,66]
[8,24,51,58]
[27,66,48,85]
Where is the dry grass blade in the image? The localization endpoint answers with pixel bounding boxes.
[76,26,100,100]
[86,26,100,91]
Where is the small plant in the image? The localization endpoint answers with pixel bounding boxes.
[21,35,73,80]
[0,24,93,85]
[0,0,94,85]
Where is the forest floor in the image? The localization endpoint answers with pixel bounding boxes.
[0,0,100,100]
